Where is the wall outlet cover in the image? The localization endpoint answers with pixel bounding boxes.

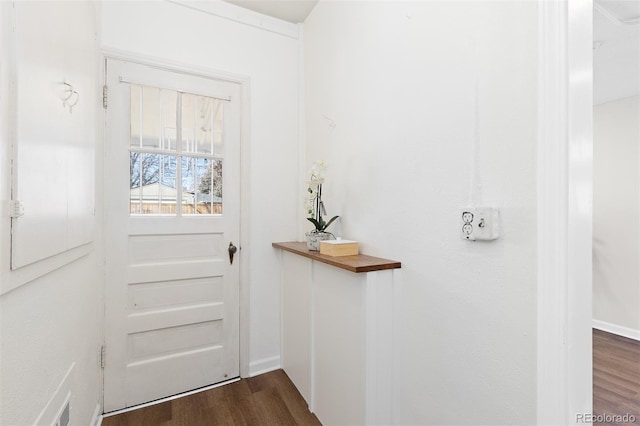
[460,207,500,241]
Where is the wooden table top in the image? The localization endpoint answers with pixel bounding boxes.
[272,241,401,273]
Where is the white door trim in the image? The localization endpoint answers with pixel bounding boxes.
[537,1,593,424]
[100,48,252,382]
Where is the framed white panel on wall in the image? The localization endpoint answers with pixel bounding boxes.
[10,2,97,269]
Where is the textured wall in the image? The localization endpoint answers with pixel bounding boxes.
[304,1,538,424]
[593,95,640,334]
[0,2,102,425]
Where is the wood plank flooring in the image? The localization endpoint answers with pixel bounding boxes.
[593,329,640,425]
[102,369,321,426]
[103,332,639,426]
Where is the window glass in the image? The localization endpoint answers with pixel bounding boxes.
[129,85,223,216]
[181,157,223,215]
[129,153,178,214]
[130,84,177,151]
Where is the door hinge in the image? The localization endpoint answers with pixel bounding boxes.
[100,345,106,369]
[102,85,108,109]
[8,200,24,218]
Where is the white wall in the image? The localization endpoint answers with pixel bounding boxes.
[0,2,102,425]
[593,95,640,336]
[304,1,538,424]
[101,1,301,374]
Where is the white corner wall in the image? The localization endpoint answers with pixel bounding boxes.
[593,95,640,337]
[304,1,538,424]
[0,2,102,425]
[100,1,301,374]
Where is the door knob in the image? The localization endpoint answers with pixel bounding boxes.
[228,242,237,265]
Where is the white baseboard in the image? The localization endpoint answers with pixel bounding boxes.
[34,363,75,425]
[90,404,102,426]
[249,356,281,377]
[593,319,640,341]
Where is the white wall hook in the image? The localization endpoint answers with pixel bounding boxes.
[61,82,79,113]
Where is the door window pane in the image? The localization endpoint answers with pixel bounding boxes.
[130,153,178,214]
[181,157,223,215]
[212,99,224,156]
[182,93,224,155]
[130,86,141,148]
[160,90,178,151]
[130,84,177,151]
[182,93,196,154]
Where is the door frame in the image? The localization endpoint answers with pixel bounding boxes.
[99,48,252,400]
[537,0,593,424]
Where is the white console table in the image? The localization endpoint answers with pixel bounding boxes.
[273,242,401,425]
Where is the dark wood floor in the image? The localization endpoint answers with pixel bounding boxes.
[593,329,640,425]
[103,332,639,426]
[102,369,321,426]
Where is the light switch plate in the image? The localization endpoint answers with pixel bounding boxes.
[460,207,500,241]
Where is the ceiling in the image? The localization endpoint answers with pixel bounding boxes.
[593,0,640,104]
[222,0,318,23]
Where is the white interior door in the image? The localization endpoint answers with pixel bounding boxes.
[103,59,241,412]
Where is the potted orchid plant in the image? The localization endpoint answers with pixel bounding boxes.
[305,160,339,251]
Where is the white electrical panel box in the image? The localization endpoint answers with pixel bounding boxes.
[460,207,500,241]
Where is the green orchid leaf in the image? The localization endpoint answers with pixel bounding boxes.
[324,215,339,230]
[307,218,322,230]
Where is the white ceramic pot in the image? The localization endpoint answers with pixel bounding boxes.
[305,231,332,251]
